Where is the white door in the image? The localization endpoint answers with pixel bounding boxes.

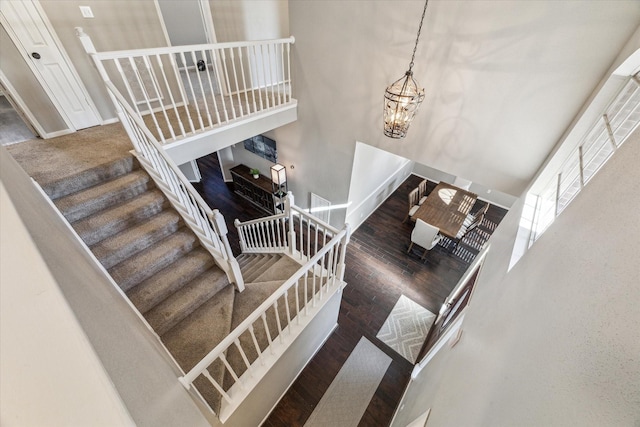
[0,0,100,130]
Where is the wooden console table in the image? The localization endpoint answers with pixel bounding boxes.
[230,164,276,215]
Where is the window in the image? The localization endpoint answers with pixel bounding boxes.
[510,75,640,269]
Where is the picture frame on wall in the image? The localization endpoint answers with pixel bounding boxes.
[243,135,277,162]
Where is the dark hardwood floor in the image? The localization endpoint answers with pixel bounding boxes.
[193,154,507,426]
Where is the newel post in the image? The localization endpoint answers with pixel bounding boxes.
[285,191,296,256]
[212,210,244,292]
[336,223,351,285]
[75,27,142,153]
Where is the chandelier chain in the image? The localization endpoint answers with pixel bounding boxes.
[409,0,429,71]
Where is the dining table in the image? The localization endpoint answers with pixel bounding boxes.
[411,182,478,239]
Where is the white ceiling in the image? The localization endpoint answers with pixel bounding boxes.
[291,1,640,196]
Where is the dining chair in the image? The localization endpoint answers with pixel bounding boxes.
[403,188,421,223]
[417,179,428,205]
[453,213,484,250]
[463,203,489,227]
[407,219,443,260]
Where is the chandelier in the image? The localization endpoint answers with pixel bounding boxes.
[383,0,430,139]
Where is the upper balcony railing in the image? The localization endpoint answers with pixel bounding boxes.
[77,28,295,145]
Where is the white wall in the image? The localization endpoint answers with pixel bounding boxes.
[267,1,640,226]
[0,181,135,427]
[210,0,289,42]
[0,148,213,427]
[39,0,170,121]
[345,142,413,230]
[391,126,640,426]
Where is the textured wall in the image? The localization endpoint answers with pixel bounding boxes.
[392,126,640,426]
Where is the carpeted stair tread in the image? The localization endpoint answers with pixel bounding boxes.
[41,156,138,200]
[237,253,265,269]
[145,266,230,336]
[251,255,303,283]
[230,280,287,328]
[241,254,280,282]
[55,169,153,223]
[127,247,215,314]
[161,284,236,413]
[73,189,167,246]
[91,210,183,270]
[109,231,199,292]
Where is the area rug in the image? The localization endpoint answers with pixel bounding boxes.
[304,337,391,427]
[376,295,436,363]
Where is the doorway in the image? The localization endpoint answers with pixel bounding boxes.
[0,0,101,133]
[0,89,37,146]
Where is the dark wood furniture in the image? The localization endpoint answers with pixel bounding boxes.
[411,182,478,238]
[230,164,276,215]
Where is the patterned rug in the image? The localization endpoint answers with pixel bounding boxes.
[304,337,391,427]
[376,295,436,363]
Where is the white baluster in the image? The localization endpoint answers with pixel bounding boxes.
[154,54,186,137]
[251,44,264,111]
[201,49,221,125]
[202,367,232,404]
[273,301,283,344]
[248,325,264,366]
[233,339,252,377]
[284,289,292,334]
[168,53,195,134]
[229,47,244,117]
[190,51,213,128]
[261,313,274,354]
[179,52,205,129]
[220,48,237,119]
[219,353,243,390]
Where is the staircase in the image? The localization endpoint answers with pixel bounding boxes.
[43,151,305,412]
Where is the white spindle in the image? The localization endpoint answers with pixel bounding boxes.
[260,44,271,108]
[279,43,286,104]
[179,52,205,129]
[154,54,186,137]
[261,313,274,354]
[190,51,213,128]
[220,49,237,120]
[200,50,222,125]
[267,43,276,107]
[219,353,243,390]
[143,55,176,140]
[294,281,301,325]
[202,368,231,404]
[209,48,229,122]
[233,339,252,376]
[287,42,292,101]
[229,48,244,116]
[248,325,264,366]
[273,301,283,343]
[251,44,265,111]
[284,290,292,333]
[168,53,195,134]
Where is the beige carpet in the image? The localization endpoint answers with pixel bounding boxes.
[304,337,391,427]
[5,122,133,186]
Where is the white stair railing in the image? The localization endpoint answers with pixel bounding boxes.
[77,27,295,145]
[235,192,339,260]
[180,219,350,422]
[103,80,244,292]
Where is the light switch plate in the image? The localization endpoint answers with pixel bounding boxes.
[79,6,94,18]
